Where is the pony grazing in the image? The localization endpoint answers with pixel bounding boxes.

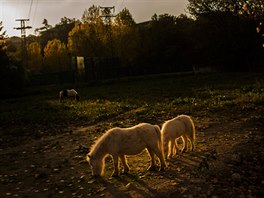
[59,89,80,102]
[161,115,196,159]
[86,123,167,177]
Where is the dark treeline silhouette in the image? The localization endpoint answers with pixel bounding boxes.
[1,0,264,88]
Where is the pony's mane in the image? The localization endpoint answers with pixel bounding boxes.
[89,128,113,155]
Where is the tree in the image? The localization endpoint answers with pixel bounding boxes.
[1,22,26,91]
[115,8,136,27]
[82,5,101,24]
[0,21,8,68]
[0,21,7,52]
[53,17,77,45]
[36,17,77,50]
[27,42,42,74]
[187,0,264,71]
[35,19,52,34]
[43,39,70,73]
[68,23,90,57]
[145,13,179,72]
[68,5,106,57]
[112,8,139,67]
[187,0,264,19]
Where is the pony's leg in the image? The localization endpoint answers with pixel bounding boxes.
[163,140,170,160]
[164,144,168,160]
[112,154,119,177]
[175,139,180,154]
[189,137,195,151]
[150,146,167,171]
[120,155,130,174]
[146,148,157,171]
[169,140,175,158]
[168,141,173,159]
[182,135,188,152]
[178,136,184,152]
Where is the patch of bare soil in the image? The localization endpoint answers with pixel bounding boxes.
[1,106,264,197]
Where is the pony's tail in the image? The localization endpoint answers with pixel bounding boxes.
[182,115,196,142]
[154,125,161,144]
[190,118,196,142]
[154,125,165,159]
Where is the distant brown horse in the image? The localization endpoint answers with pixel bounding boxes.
[87,123,167,177]
[59,89,80,102]
[161,115,196,159]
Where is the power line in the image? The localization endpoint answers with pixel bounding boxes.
[117,0,125,13]
[32,0,39,31]
[28,0,34,19]
[114,0,119,7]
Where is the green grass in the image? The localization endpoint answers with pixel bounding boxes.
[0,72,263,141]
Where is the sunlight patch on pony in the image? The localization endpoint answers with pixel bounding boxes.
[86,123,167,177]
[161,115,196,159]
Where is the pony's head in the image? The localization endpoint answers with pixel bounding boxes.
[86,154,104,176]
[76,94,80,101]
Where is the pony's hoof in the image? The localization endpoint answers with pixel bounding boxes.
[159,167,166,172]
[148,166,157,171]
[111,173,119,178]
[92,175,102,179]
[121,170,129,175]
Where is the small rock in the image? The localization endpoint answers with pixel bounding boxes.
[231,154,242,164]
[232,173,241,183]
[87,179,95,184]
[212,178,218,184]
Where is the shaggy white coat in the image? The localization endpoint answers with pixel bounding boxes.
[161,115,195,159]
[87,123,167,177]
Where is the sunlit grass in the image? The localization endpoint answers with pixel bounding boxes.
[0,73,263,141]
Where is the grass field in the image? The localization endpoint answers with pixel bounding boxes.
[1,72,263,140]
[1,72,264,197]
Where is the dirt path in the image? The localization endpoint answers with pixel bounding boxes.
[1,107,264,197]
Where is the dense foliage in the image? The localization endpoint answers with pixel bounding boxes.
[0,21,26,92]
[3,1,264,86]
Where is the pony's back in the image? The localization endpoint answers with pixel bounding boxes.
[177,115,195,141]
[161,118,185,137]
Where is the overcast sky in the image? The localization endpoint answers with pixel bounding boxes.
[0,0,189,37]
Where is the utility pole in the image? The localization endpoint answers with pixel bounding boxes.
[100,6,115,24]
[14,19,32,66]
[14,19,32,38]
[99,6,115,60]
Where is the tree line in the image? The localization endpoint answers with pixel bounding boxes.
[1,0,264,89]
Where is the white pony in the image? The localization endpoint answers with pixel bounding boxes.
[161,115,195,159]
[59,89,80,102]
[86,123,167,177]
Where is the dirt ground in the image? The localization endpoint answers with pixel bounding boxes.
[1,104,264,197]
